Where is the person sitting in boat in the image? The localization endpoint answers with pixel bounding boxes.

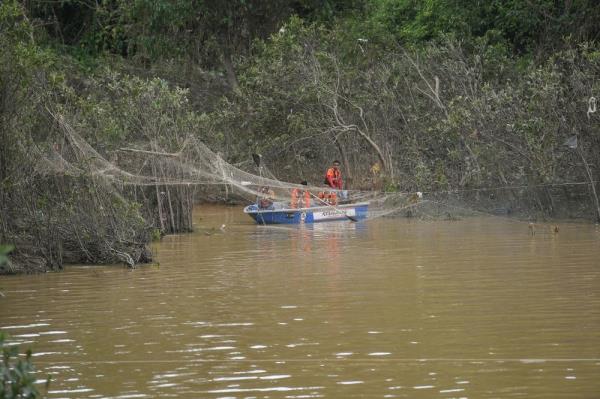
[258,186,275,209]
[325,160,343,190]
[324,160,348,201]
[291,181,311,208]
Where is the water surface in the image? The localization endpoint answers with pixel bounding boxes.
[1,205,600,398]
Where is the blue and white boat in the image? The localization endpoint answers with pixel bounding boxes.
[243,202,369,224]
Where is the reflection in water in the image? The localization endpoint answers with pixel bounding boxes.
[1,205,600,398]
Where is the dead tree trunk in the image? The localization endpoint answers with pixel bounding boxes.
[223,51,240,93]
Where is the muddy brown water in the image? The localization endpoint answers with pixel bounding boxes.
[1,205,600,398]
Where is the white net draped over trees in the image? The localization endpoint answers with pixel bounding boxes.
[44,109,599,228]
[44,111,419,218]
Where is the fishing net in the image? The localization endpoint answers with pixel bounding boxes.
[32,111,600,230]
[31,112,423,221]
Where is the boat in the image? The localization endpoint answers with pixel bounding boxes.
[243,202,369,224]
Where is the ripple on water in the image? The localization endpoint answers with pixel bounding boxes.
[47,388,94,394]
[259,374,291,380]
[232,369,267,374]
[205,386,325,393]
[440,388,465,393]
[213,376,258,381]
[0,323,50,329]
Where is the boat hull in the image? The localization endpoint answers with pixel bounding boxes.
[243,203,369,224]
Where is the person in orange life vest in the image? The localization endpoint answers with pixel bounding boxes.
[291,181,311,208]
[325,160,343,190]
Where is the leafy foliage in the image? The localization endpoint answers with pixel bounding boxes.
[0,246,13,267]
[364,0,600,53]
[0,333,48,399]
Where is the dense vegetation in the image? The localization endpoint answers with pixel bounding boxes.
[1,0,599,273]
[0,333,48,398]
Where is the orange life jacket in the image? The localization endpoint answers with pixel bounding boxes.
[291,188,300,208]
[303,190,311,207]
[328,191,337,205]
[317,191,336,205]
[325,167,342,189]
[291,188,311,208]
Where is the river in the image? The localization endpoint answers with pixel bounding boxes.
[1,205,600,398]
